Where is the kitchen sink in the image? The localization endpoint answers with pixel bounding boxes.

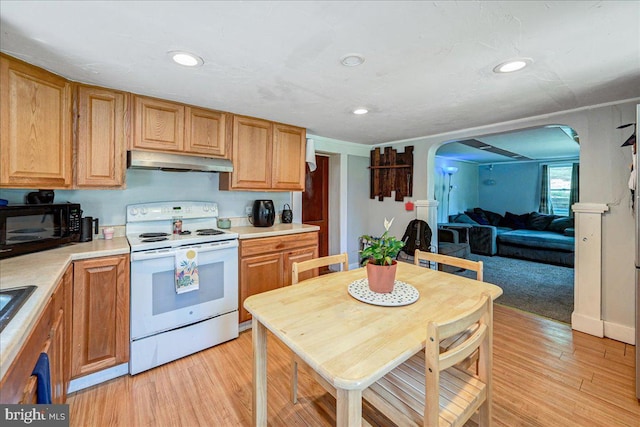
[0,286,36,333]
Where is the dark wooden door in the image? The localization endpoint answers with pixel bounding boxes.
[302,155,329,261]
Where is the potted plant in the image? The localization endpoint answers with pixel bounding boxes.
[360,218,405,293]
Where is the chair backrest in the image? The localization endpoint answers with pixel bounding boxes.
[424,293,492,426]
[291,253,349,285]
[414,249,483,281]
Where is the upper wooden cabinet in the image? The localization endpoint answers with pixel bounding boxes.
[133,95,184,152]
[220,116,305,191]
[75,85,129,188]
[272,123,306,191]
[0,54,73,189]
[185,107,229,157]
[132,95,229,158]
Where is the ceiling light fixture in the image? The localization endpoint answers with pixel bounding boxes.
[169,50,204,67]
[353,108,369,115]
[340,54,365,67]
[493,57,532,73]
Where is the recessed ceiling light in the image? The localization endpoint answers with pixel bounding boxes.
[169,51,204,67]
[493,57,532,73]
[353,108,369,115]
[340,54,365,67]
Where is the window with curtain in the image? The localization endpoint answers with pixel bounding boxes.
[541,163,578,217]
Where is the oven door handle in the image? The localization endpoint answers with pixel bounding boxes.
[130,241,237,262]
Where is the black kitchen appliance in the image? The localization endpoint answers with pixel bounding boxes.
[281,203,293,224]
[250,200,275,227]
[26,189,54,204]
[0,203,81,259]
[80,216,99,242]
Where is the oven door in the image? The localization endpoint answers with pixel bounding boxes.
[130,240,238,340]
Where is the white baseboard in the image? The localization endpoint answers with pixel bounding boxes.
[571,312,604,337]
[239,320,252,332]
[67,363,129,394]
[604,321,636,345]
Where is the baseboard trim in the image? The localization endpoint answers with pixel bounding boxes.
[571,312,604,337]
[604,320,636,345]
[67,363,129,394]
[239,320,252,332]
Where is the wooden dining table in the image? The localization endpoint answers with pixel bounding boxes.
[243,261,503,426]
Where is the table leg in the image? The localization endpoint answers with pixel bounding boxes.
[336,388,362,426]
[252,318,267,427]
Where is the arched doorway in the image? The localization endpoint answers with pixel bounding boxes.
[431,125,580,324]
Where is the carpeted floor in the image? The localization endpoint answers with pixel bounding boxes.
[455,254,574,324]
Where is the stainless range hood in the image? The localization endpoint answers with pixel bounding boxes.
[127,151,233,173]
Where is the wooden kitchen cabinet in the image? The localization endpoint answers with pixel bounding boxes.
[0,264,72,404]
[132,95,230,158]
[71,254,129,379]
[0,53,73,189]
[75,84,129,188]
[133,95,184,152]
[185,106,229,157]
[239,232,318,322]
[272,123,306,191]
[220,116,306,191]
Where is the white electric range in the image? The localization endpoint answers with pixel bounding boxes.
[126,201,239,375]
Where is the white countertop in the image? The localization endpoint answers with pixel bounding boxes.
[0,237,130,379]
[230,223,319,239]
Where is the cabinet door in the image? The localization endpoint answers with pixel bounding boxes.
[76,85,128,188]
[283,246,319,287]
[72,255,130,378]
[239,252,283,322]
[272,123,305,191]
[0,54,72,188]
[185,107,229,158]
[49,309,65,404]
[133,95,184,152]
[222,115,272,190]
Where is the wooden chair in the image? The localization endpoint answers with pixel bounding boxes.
[290,253,349,403]
[414,249,483,371]
[363,294,493,427]
[291,253,349,285]
[414,249,483,281]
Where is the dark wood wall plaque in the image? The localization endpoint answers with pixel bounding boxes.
[369,145,413,201]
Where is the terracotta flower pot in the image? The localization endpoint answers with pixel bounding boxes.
[366,261,397,293]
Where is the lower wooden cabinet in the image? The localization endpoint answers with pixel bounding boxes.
[71,254,130,379]
[0,264,72,404]
[239,232,318,322]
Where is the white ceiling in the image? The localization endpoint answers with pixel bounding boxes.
[437,125,581,164]
[1,1,639,146]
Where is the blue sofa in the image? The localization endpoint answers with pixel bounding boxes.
[448,208,575,267]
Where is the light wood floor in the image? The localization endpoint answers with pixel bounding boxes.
[67,305,639,426]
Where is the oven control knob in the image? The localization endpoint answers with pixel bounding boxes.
[203,205,209,212]
[141,207,148,215]
[130,207,139,216]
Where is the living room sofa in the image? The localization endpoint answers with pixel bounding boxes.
[448,208,575,267]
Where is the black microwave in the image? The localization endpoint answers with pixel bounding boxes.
[0,203,82,259]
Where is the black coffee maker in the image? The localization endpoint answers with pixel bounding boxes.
[80,216,99,242]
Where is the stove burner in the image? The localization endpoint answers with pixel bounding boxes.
[196,229,224,236]
[141,237,169,243]
[139,232,170,238]
[179,230,191,235]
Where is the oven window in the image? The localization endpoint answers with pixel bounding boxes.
[5,214,61,245]
[151,262,225,315]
